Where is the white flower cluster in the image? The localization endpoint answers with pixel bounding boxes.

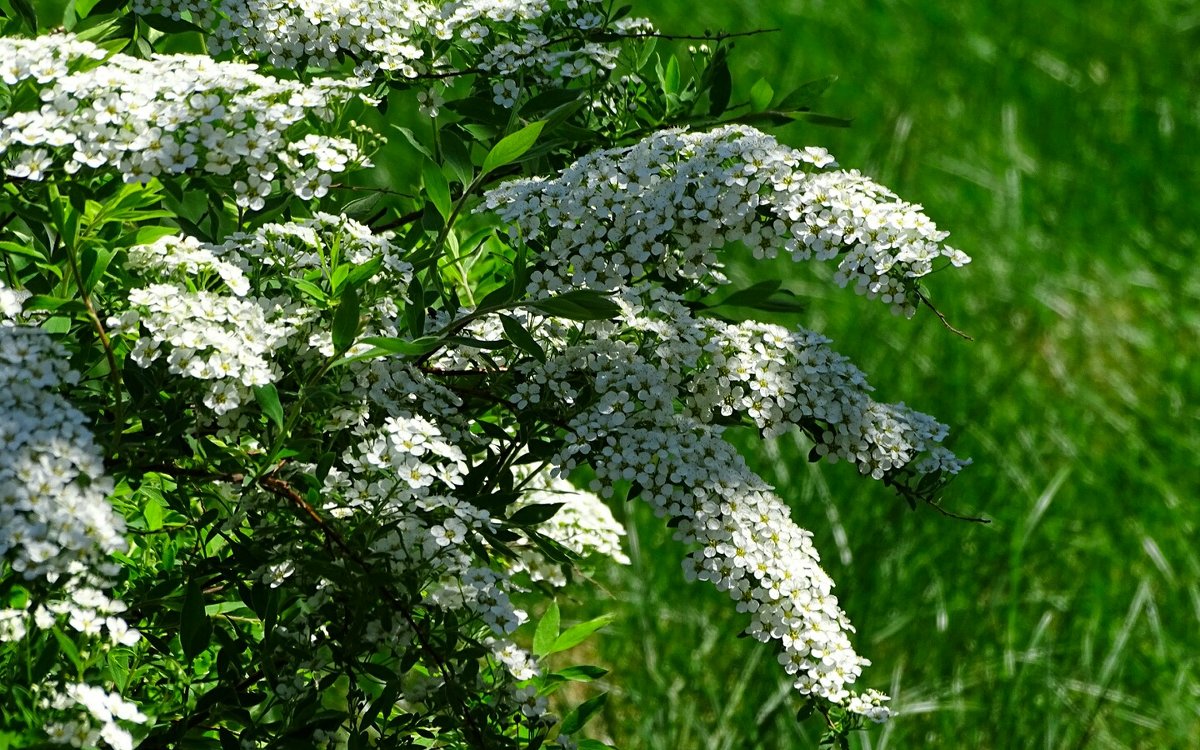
[509,470,630,586]
[0,326,123,581]
[614,285,970,480]
[486,125,970,314]
[112,284,299,415]
[138,0,650,94]
[509,329,888,717]
[0,33,368,207]
[114,214,415,420]
[43,683,148,750]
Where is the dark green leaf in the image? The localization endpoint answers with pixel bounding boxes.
[509,502,563,527]
[532,601,560,657]
[707,52,732,116]
[716,280,781,307]
[560,692,608,735]
[180,579,211,662]
[331,286,361,353]
[253,384,285,429]
[9,0,38,31]
[791,111,853,128]
[778,75,838,112]
[500,314,545,362]
[357,335,440,356]
[478,281,514,309]
[481,120,547,175]
[442,335,511,351]
[529,290,621,321]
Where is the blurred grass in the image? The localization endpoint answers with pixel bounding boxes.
[575,1,1200,747]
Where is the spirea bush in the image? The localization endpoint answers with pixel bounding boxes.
[0,0,972,747]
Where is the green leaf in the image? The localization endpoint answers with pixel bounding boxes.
[716,279,781,307]
[0,240,46,262]
[331,286,361,353]
[529,290,621,321]
[750,78,775,113]
[560,692,608,735]
[481,120,547,176]
[390,125,434,161]
[661,54,681,96]
[532,601,560,658]
[500,314,545,362]
[442,335,511,351]
[790,111,853,128]
[405,275,426,336]
[707,50,732,116]
[9,0,38,31]
[52,628,82,670]
[509,502,563,527]
[553,665,609,682]
[550,613,615,654]
[253,383,284,429]
[421,159,452,221]
[142,494,163,532]
[778,75,839,112]
[357,335,440,356]
[180,579,212,662]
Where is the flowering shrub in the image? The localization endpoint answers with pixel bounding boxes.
[0,0,971,747]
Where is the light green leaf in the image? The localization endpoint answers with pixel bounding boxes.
[481,120,547,176]
[550,613,615,655]
[533,601,560,658]
[750,78,775,113]
[422,159,452,220]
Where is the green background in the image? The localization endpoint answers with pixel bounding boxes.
[573,1,1200,747]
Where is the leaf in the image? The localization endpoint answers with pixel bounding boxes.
[389,125,434,160]
[421,159,452,220]
[252,384,284,429]
[9,0,38,31]
[143,494,163,531]
[560,692,608,735]
[707,51,732,116]
[661,54,681,96]
[716,280,781,308]
[550,613,615,654]
[405,276,426,336]
[778,75,839,112]
[180,579,212,662]
[0,240,47,262]
[442,335,511,351]
[331,286,361,353]
[357,335,440,356]
[500,314,545,362]
[477,280,514,309]
[532,601,560,658]
[481,120,547,176]
[528,290,620,321]
[790,111,853,128]
[750,78,775,113]
[508,502,563,527]
[553,665,609,682]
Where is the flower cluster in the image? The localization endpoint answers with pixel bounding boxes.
[135,0,652,96]
[0,33,368,207]
[505,326,887,717]
[486,125,970,314]
[43,683,149,750]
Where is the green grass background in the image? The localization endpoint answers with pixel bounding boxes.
[571,1,1200,747]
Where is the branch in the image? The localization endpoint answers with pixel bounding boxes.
[914,287,973,341]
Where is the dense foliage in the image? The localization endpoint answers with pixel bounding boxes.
[0,0,970,747]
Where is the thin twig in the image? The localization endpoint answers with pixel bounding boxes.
[914,287,973,340]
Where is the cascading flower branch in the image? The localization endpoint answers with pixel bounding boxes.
[486,124,971,315]
[480,126,975,719]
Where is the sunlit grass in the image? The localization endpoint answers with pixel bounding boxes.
[576,1,1200,746]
